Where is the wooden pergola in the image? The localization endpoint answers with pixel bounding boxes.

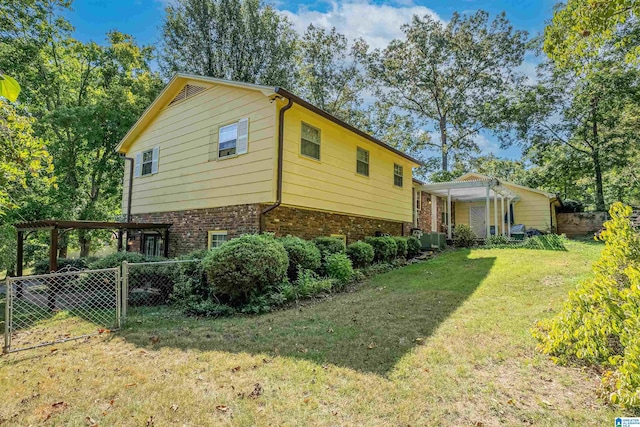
[14,220,172,276]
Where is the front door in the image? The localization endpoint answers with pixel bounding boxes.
[469,205,486,238]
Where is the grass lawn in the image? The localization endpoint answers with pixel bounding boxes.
[0,241,624,425]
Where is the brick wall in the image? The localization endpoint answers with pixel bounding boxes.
[262,204,408,244]
[412,192,446,233]
[128,203,411,256]
[130,204,261,257]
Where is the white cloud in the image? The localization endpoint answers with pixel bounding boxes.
[474,133,501,154]
[281,1,441,50]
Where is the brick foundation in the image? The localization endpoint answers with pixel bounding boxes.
[130,204,261,257]
[261,204,409,244]
[129,203,411,256]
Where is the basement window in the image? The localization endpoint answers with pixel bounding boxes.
[208,231,228,249]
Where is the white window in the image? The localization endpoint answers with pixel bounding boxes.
[134,146,159,178]
[394,164,403,187]
[208,231,228,249]
[215,118,249,160]
[301,122,320,160]
[356,147,369,176]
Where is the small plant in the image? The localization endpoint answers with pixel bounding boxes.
[365,236,397,262]
[202,234,288,302]
[453,224,477,248]
[406,236,422,258]
[279,236,321,280]
[184,299,235,317]
[292,267,333,298]
[346,241,374,268]
[392,236,408,259]
[325,253,353,286]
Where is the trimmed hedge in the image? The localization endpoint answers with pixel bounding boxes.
[392,236,408,259]
[279,236,321,280]
[203,234,288,301]
[312,236,346,256]
[346,241,374,268]
[365,236,398,263]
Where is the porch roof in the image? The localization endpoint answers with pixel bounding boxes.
[419,178,519,202]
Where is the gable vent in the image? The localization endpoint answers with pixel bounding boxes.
[168,84,207,107]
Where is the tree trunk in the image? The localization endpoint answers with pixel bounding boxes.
[593,148,605,211]
[78,231,91,258]
[439,118,448,172]
[591,99,605,211]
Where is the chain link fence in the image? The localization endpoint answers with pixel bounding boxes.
[3,268,120,353]
[122,259,201,319]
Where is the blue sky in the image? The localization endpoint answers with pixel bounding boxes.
[62,0,558,160]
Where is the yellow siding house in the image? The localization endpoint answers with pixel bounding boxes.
[116,74,421,256]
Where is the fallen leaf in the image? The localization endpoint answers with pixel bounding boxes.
[367,343,377,350]
[124,383,137,388]
[303,398,310,404]
[146,415,154,426]
[414,338,424,345]
[327,328,334,333]
[52,401,66,409]
[97,328,110,334]
[170,404,178,412]
[474,422,484,427]
[85,416,97,426]
[216,405,230,413]
[149,336,160,345]
[249,383,262,399]
[50,348,58,353]
[231,366,241,372]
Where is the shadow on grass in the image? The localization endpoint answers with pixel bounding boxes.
[119,251,495,375]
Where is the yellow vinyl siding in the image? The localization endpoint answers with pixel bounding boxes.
[454,185,554,232]
[123,82,276,214]
[280,103,415,223]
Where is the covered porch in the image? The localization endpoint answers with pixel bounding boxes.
[420,177,519,240]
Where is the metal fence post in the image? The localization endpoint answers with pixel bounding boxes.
[3,277,12,354]
[115,267,121,329]
[121,261,128,323]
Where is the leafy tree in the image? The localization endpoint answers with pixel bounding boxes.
[296,25,366,122]
[1,1,163,256]
[161,0,298,87]
[544,0,640,69]
[505,59,640,211]
[449,153,530,184]
[365,10,527,171]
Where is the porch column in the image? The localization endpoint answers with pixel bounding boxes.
[485,184,490,238]
[49,228,58,272]
[500,196,505,236]
[16,231,24,277]
[493,190,498,237]
[431,194,437,232]
[447,189,452,240]
[507,199,512,237]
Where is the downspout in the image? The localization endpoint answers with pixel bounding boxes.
[260,96,294,231]
[124,156,134,222]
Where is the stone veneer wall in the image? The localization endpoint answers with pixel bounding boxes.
[261,204,409,244]
[128,203,411,256]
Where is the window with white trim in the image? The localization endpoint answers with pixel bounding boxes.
[301,122,320,160]
[218,123,238,158]
[141,149,153,176]
[135,146,159,178]
[356,147,369,176]
[394,164,403,187]
[208,231,228,249]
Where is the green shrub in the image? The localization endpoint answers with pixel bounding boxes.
[184,300,236,317]
[325,253,353,286]
[279,236,321,280]
[202,234,288,302]
[532,203,640,409]
[241,287,288,314]
[453,224,477,247]
[34,257,91,274]
[291,268,333,298]
[392,237,408,259]
[365,236,397,263]
[312,236,346,256]
[406,236,422,258]
[88,251,156,269]
[485,234,510,246]
[346,241,374,268]
[171,249,211,307]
